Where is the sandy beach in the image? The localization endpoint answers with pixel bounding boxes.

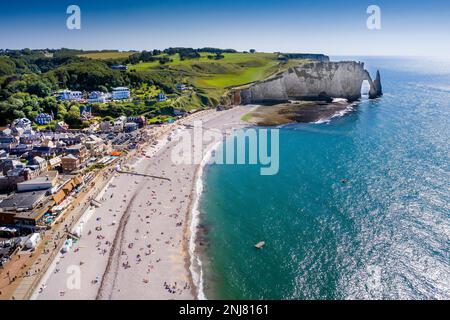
[32,106,251,300]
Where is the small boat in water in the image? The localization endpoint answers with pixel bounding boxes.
[254,241,265,249]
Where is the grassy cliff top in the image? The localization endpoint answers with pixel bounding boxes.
[128,52,308,100]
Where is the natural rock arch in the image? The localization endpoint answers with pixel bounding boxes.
[232,62,383,105]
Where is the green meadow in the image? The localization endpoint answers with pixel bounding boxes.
[129,52,282,89]
[80,50,309,112]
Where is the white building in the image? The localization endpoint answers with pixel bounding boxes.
[113,121,124,133]
[16,171,58,192]
[58,90,84,101]
[112,87,130,100]
[88,91,108,103]
[12,118,32,130]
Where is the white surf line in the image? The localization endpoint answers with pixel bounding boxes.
[188,140,222,300]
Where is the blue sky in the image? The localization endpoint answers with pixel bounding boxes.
[1,0,449,56]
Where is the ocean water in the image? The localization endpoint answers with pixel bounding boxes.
[197,57,450,300]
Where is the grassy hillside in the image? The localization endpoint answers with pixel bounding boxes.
[129,53,280,93]
[78,51,134,60]
[0,48,312,127]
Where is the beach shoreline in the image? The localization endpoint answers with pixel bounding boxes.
[32,106,251,300]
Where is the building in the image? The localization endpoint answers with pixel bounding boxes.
[0,189,47,212]
[58,90,83,101]
[88,91,108,103]
[61,154,80,172]
[112,116,127,133]
[127,116,146,128]
[0,136,19,150]
[55,121,69,132]
[176,84,187,91]
[124,122,138,132]
[35,113,53,125]
[100,121,112,132]
[32,156,47,172]
[0,189,52,227]
[157,93,167,102]
[11,118,32,130]
[32,138,57,158]
[65,144,88,163]
[48,156,62,170]
[16,171,58,192]
[113,121,124,133]
[112,87,130,100]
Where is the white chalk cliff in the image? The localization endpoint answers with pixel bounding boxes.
[238,61,382,104]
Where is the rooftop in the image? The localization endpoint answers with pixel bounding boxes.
[17,171,58,186]
[0,189,47,211]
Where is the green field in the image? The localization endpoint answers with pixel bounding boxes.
[78,51,134,60]
[128,52,299,104]
[130,53,281,87]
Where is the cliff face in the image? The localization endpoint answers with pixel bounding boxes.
[237,61,382,104]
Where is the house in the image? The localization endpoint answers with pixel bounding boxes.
[12,118,32,130]
[1,128,12,136]
[127,116,146,128]
[88,91,108,103]
[100,121,112,132]
[0,157,22,175]
[113,121,124,133]
[124,122,138,132]
[84,135,103,151]
[55,121,69,132]
[16,171,58,192]
[33,156,47,172]
[35,113,53,125]
[58,90,83,101]
[0,166,39,192]
[48,157,62,170]
[157,93,167,102]
[57,133,83,146]
[61,154,80,172]
[85,136,111,156]
[32,139,57,158]
[20,133,41,145]
[112,116,127,133]
[0,136,19,150]
[65,144,88,163]
[10,144,32,156]
[112,87,130,100]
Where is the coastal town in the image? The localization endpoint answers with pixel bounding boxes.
[0,83,199,299]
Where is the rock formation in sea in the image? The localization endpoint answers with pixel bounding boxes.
[233,61,382,104]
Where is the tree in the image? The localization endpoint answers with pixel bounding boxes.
[249,49,256,53]
[65,105,82,127]
[0,56,16,76]
[57,104,68,120]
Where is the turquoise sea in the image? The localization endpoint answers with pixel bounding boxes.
[198,57,450,299]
